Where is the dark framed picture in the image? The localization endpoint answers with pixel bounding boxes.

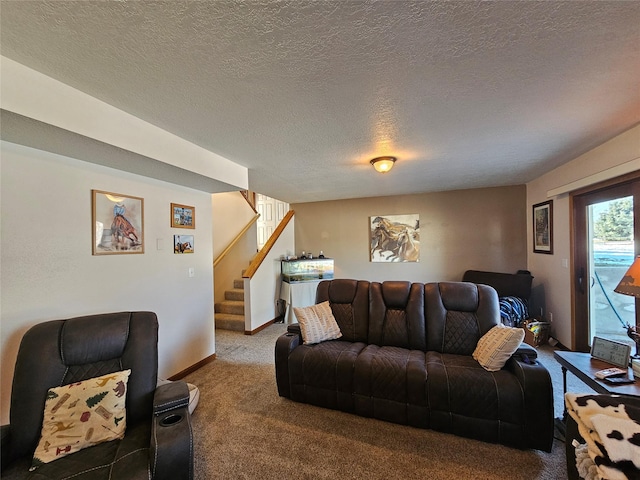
[533,200,553,254]
[171,203,195,229]
[92,190,144,255]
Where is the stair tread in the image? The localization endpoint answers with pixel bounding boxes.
[225,289,245,301]
[215,313,245,331]
[215,313,244,320]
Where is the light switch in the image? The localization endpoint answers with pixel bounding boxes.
[188,267,195,278]
[157,238,164,250]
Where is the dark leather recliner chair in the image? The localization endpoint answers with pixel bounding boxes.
[1,312,193,480]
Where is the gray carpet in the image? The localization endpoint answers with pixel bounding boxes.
[184,324,588,479]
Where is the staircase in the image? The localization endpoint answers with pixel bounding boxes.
[214,277,245,332]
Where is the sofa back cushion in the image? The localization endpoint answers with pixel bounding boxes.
[368,281,426,350]
[425,282,500,355]
[316,279,370,343]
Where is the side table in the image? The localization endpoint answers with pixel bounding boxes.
[554,350,640,418]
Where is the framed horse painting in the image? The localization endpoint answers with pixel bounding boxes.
[92,190,144,255]
[370,214,420,262]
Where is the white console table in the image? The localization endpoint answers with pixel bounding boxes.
[280,280,321,324]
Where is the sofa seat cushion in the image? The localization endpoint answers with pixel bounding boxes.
[353,345,427,427]
[3,423,151,480]
[289,340,367,412]
[425,352,526,446]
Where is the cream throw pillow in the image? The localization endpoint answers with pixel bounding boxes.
[473,324,524,372]
[293,301,342,345]
[31,369,131,469]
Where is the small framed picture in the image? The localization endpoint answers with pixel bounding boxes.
[171,203,195,229]
[533,200,553,254]
[92,190,144,255]
[174,235,194,254]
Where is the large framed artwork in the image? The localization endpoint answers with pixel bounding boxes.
[92,190,144,255]
[533,200,553,254]
[370,214,420,262]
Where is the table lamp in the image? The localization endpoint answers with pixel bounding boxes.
[614,255,640,357]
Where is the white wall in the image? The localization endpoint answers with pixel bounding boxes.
[1,56,248,192]
[0,141,215,423]
[527,124,640,348]
[245,218,295,332]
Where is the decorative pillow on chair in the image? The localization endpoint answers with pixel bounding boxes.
[293,301,342,345]
[473,324,524,372]
[31,369,131,469]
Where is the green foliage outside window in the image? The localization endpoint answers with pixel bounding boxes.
[594,199,633,241]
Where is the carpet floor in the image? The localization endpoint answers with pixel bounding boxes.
[184,324,592,479]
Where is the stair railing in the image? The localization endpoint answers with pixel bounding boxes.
[213,213,260,268]
[243,210,295,279]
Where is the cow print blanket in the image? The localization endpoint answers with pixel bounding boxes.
[565,393,640,480]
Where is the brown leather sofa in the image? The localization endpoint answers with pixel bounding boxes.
[1,312,193,480]
[275,279,554,451]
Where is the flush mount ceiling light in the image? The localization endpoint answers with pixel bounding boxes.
[370,156,397,173]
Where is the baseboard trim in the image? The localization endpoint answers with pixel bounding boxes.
[245,318,278,335]
[169,317,281,375]
[167,353,216,380]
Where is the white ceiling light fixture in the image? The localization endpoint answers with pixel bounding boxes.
[370,156,397,173]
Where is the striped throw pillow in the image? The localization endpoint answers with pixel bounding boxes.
[473,324,524,371]
[293,301,342,345]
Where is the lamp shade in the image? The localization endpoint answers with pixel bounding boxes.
[615,255,640,298]
[370,156,396,173]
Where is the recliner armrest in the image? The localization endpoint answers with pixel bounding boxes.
[1,424,12,472]
[275,330,301,398]
[504,357,554,452]
[151,382,193,480]
[287,323,301,335]
[511,342,538,363]
[153,381,190,414]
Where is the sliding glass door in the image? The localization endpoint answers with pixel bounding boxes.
[572,175,640,352]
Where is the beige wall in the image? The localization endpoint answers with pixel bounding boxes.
[293,185,527,283]
[527,124,640,348]
[212,192,258,304]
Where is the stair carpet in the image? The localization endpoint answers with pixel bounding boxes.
[215,278,245,332]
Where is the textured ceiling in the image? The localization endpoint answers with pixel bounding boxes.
[1,1,639,203]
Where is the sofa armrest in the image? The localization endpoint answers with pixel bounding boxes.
[275,331,301,398]
[504,357,554,452]
[151,382,193,480]
[511,342,538,362]
[287,323,301,335]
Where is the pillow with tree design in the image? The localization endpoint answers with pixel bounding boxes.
[30,369,130,469]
